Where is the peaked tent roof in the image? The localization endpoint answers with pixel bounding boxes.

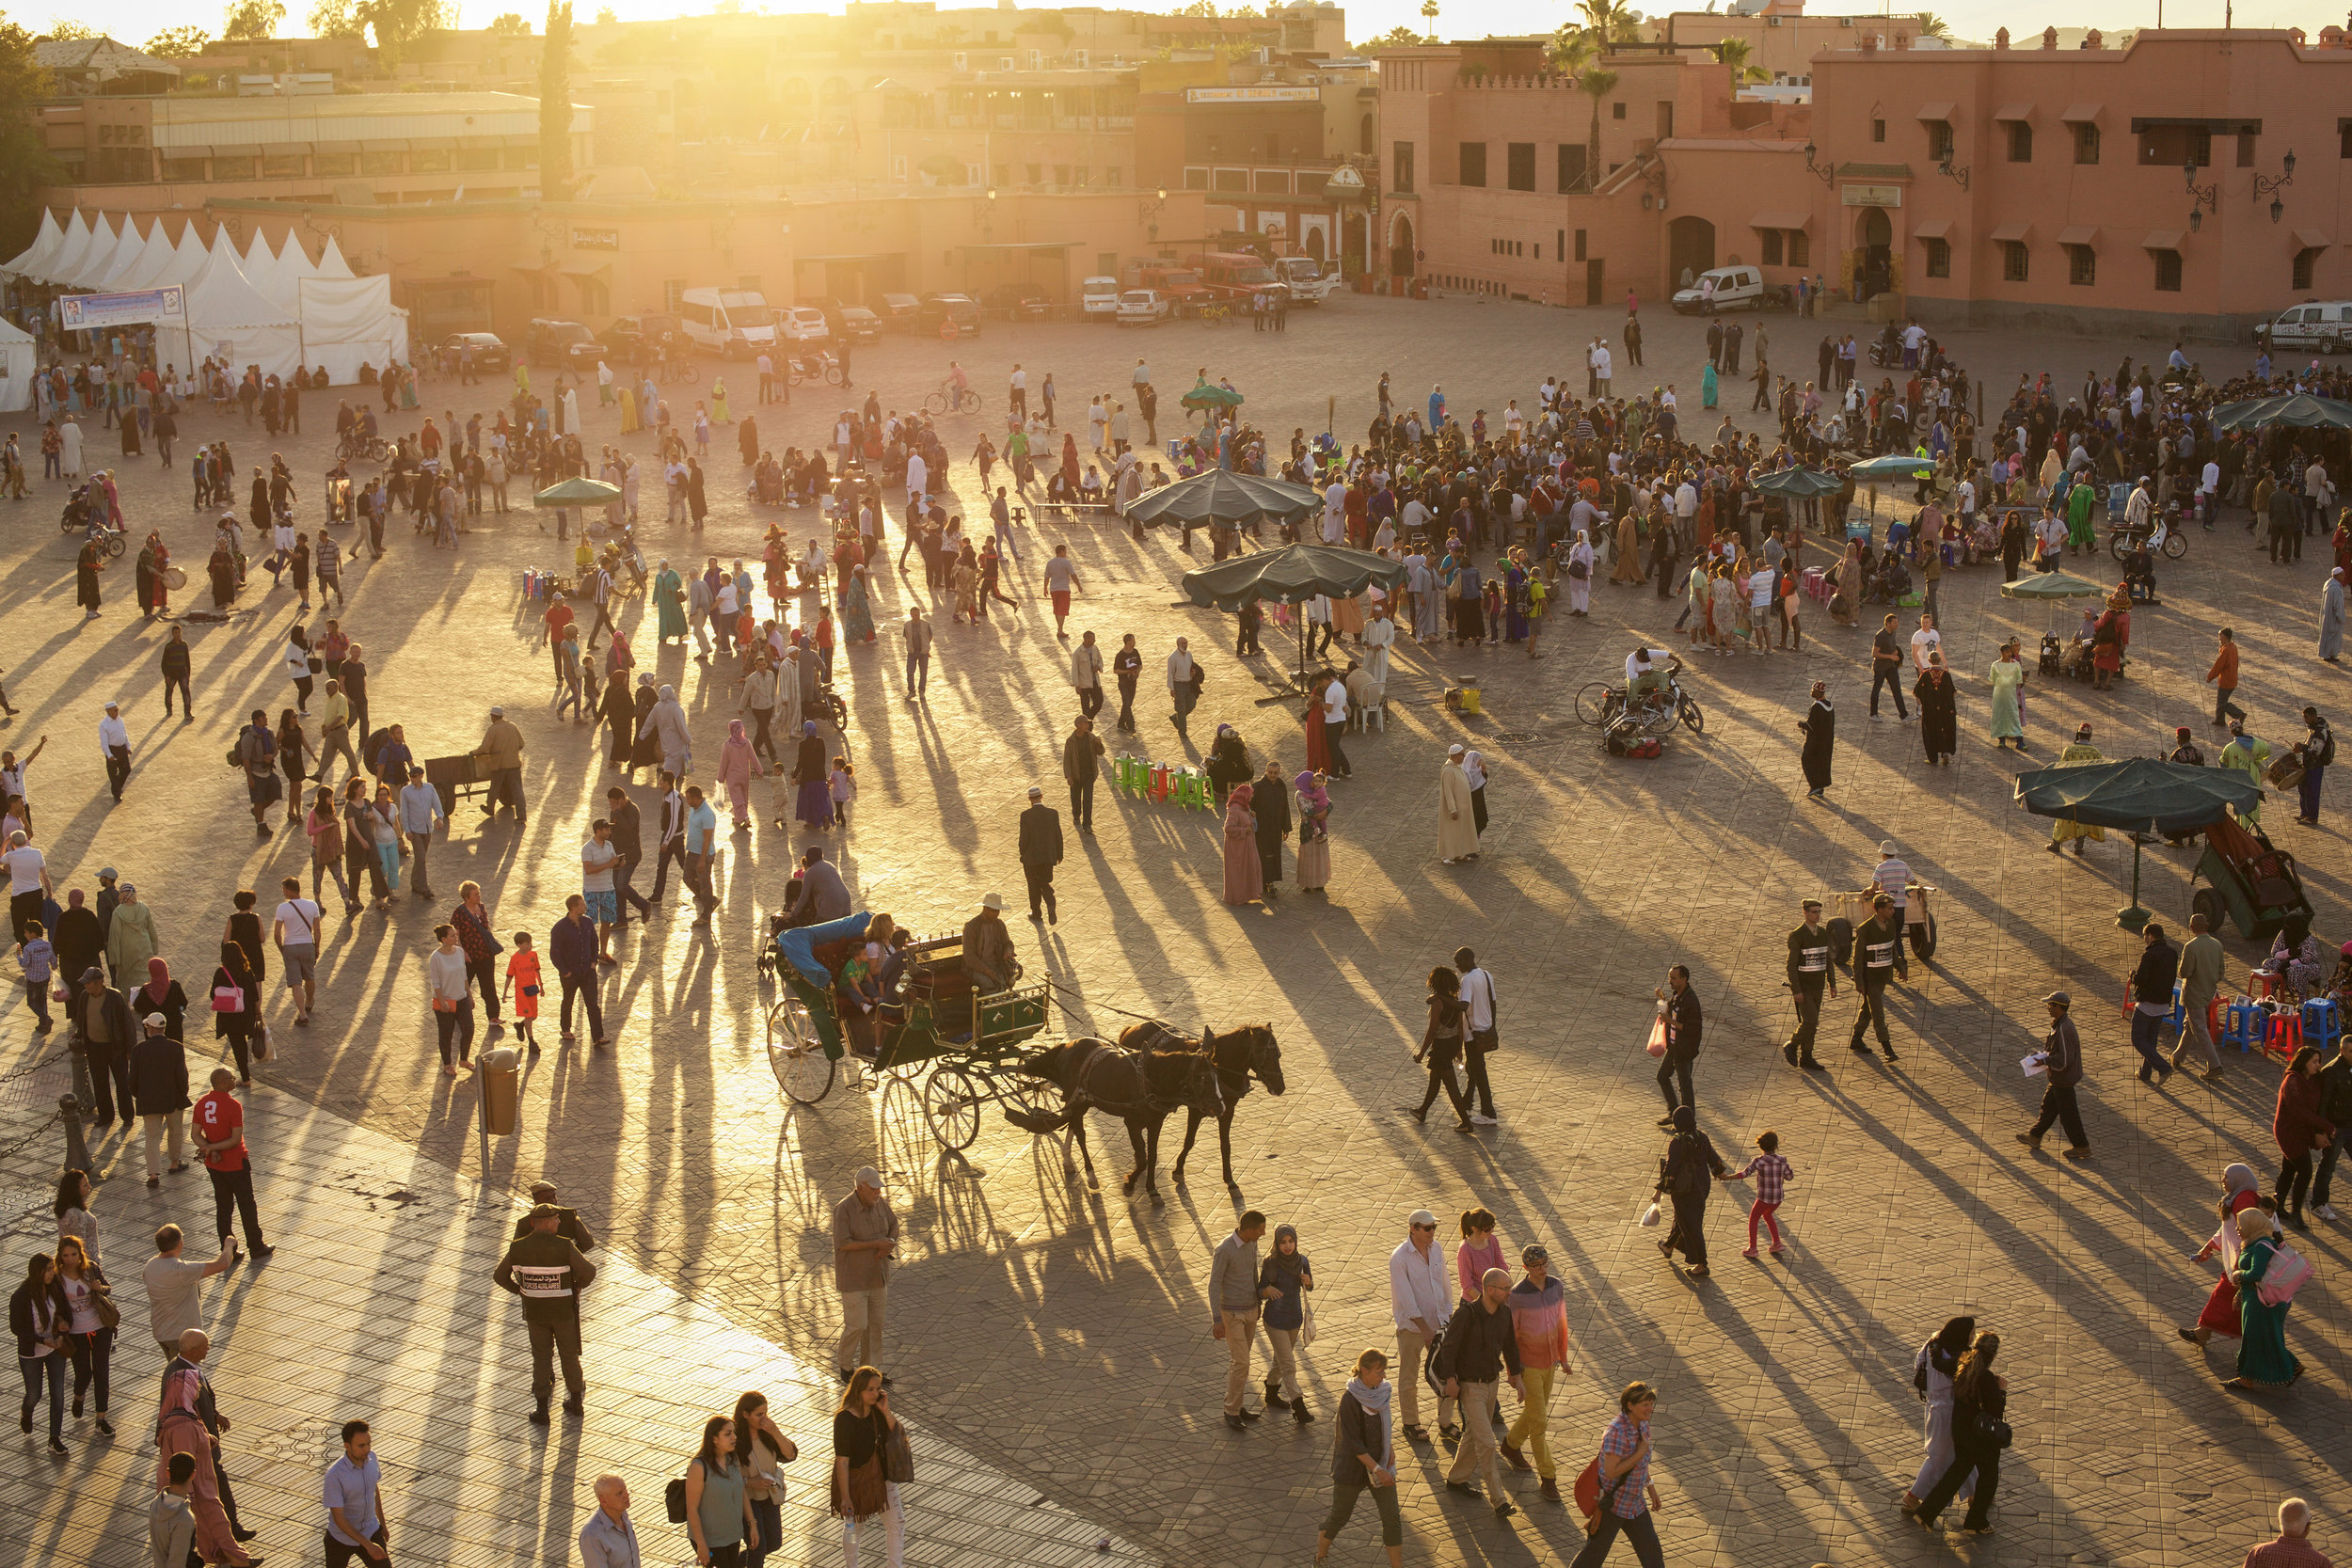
[314,234,356,280]
[178,245,300,330]
[123,220,204,293]
[87,215,151,292]
[239,229,283,305]
[0,315,33,346]
[43,211,100,289]
[0,209,66,282]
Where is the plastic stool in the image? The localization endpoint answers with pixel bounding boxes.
[2219,998,2264,1053]
[1116,754,1146,796]
[1148,762,1173,803]
[2249,969,2279,1001]
[1172,768,1208,809]
[2166,981,2187,1033]
[2265,1012,2303,1062]
[2301,996,2344,1053]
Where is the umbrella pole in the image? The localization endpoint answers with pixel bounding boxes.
[2117,832,2152,931]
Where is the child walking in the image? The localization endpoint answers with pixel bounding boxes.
[15,919,54,1033]
[502,930,542,1053]
[829,755,857,827]
[1728,1130,1794,1258]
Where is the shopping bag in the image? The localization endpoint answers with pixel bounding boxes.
[1644,1017,1668,1059]
[1638,1200,1661,1228]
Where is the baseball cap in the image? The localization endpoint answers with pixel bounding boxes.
[856,1165,883,1188]
[1408,1209,1438,1228]
[2044,990,2073,1007]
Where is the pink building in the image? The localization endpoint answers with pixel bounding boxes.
[1377,26,2352,338]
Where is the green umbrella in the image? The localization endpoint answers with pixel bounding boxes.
[2211,392,2352,433]
[1179,543,1406,610]
[1754,467,1843,499]
[2014,757,2264,927]
[1181,380,1246,411]
[1126,470,1321,532]
[1998,571,2107,600]
[1848,454,1935,480]
[534,476,622,507]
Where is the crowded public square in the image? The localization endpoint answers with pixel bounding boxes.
[2,284,2347,1568]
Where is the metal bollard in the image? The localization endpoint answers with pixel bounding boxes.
[58,1092,88,1176]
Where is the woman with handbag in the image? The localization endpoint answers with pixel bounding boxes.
[1312,1348,1402,1567]
[274,709,314,827]
[210,942,262,1085]
[832,1366,906,1568]
[53,1167,100,1266]
[1651,1108,1729,1280]
[12,1252,71,1452]
[1565,530,1595,616]
[1408,966,1473,1132]
[684,1414,757,1567]
[426,924,475,1077]
[1905,1331,2006,1532]
[1898,1316,1975,1513]
[54,1233,115,1436]
[732,1390,799,1568]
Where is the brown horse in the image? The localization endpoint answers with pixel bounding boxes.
[1117,1022,1286,1190]
[1015,1035,1224,1206]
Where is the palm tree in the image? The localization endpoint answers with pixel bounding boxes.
[1548,22,1593,75]
[1911,10,1951,38]
[1420,0,1439,40]
[1715,36,1767,91]
[1578,0,1641,48]
[1580,68,1618,192]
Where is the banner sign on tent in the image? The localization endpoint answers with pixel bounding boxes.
[58,285,184,332]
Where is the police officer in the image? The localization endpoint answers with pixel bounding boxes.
[1783,899,1837,1069]
[510,1181,597,1254]
[494,1201,599,1425]
[1847,892,1906,1062]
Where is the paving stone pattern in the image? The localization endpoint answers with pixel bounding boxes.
[0,296,2345,1566]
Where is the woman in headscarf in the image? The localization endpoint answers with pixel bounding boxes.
[159,1363,257,1565]
[1221,784,1263,906]
[1988,638,2028,751]
[841,562,876,644]
[1313,1348,1403,1568]
[140,956,187,1043]
[653,559,687,645]
[2227,1204,2304,1390]
[1295,769,1331,894]
[1501,555,1530,643]
[2090,587,2130,691]
[1303,690,1330,777]
[604,626,636,689]
[598,666,636,770]
[709,375,731,424]
[1652,1105,1729,1279]
[1799,680,1836,799]
[717,718,762,831]
[1204,724,1252,808]
[2047,723,2106,858]
[1438,747,1477,865]
[1913,651,1959,766]
[738,412,760,467]
[1700,358,1718,411]
[1610,505,1644,585]
[1253,759,1291,894]
[560,384,581,436]
[1565,529,1594,617]
[1461,750,1489,838]
[628,673,662,774]
[1899,1315,1977,1513]
[2179,1164,2271,1349]
[791,721,833,832]
[1256,1223,1313,1422]
[618,377,641,436]
[1060,433,1081,497]
[210,940,262,1085]
[596,359,614,405]
[1831,537,1864,626]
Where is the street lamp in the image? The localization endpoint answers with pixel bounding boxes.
[1800,140,1835,187]
[1936,156,1971,191]
[2184,158,2218,217]
[1139,185,1167,242]
[2253,148,2295,222]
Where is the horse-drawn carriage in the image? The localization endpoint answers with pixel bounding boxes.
[764,911,1058,1149]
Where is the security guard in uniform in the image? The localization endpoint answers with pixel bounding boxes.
[510,1180,598,1253]
[1783,899,1838,1069]
[1847,893,1907,1062]
[494,1201,599,1424]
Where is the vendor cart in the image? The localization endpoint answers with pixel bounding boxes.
[2191,814,2313,943]
[1823,882,1938,969]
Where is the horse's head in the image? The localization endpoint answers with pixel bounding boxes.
[1214,1023,1284,1096]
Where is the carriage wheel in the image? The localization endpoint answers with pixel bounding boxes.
[924,1064,982,1149]
[883,1049,924,1084]
[2192,886,2227,938]
[770,996,835,1105]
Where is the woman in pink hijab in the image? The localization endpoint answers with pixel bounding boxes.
[716,718,762,830]
[1221,783,1263,906]
[159,1366,256,1565]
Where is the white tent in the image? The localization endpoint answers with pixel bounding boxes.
[64,213,122,290]
[1,209,66,282]
[87,215,151,293]
[294,273,405,384]
[119,219,202,293]
[240,229,283,306]
[40,211,99,289]
[0,317,34,412]
[314,234,356,281]
[172,245,302,379]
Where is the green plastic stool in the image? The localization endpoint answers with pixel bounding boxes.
[1173,768,1209,809]
[1116,754,1146,796]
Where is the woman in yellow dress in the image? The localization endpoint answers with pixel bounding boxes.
[618,382,641,435]
[2047,722,2106,857]
[710,375,732,424]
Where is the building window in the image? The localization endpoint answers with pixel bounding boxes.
[2006,121,2032,163]
[212,157,257,181]
[361,150,404,176]
[1557,144,1587,192]
[575,274,609,317]
[2296,247,2320,291]
[262,153,304,179]
[1656,102,1673,138]
[2001,240,2028,282]
[1925,119,1953,164]
[507,147,539,170]
[312,152,355,176]
[457,146,501,170]
[2237,132,2256,167]
[411,148,452,172]
[1761,230,1783,265]
[160,157,205,182]
[1458,142,1486,187]
[663,278,687,311]
[2067,244,2095,286]
[1925,237,1951,277]
[2073,122,2100,165]
[1574,228,1588,261]
[1391,141,1414,193]
[2153,248,2182,292]
[1871,117,1886,142]
[1611,101,1626,120]
[1788,231,1809,267]
[1506,141,1534,191]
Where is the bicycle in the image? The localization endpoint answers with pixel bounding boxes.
[1576,677,1705,737]
[1197,302,1232,325]
[923,383,983,416]
[337,433,390,465]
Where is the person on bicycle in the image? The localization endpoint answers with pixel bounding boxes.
[947,360,970,400]
[1626,647,1681,710]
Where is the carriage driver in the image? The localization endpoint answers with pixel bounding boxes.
[961,892,1023,995]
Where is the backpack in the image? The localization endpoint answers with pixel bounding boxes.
[663,1473,690,1525]
[2255,1240,2315,1307]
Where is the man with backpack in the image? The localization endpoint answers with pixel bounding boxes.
[235,709,279,839]
[2294,705,2334,826]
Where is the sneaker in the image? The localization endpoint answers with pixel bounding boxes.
[529,1406,551,1426]
[2317,1204,2339,1222]
[1470,1114,1499,1126]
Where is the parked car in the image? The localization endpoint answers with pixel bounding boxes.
[1117,289,1172,326]
[875,293,923,332]
[918,293,983,337]
[985,283,1052,320]
[440,331,510,372]
[2266,300,2352,354]
[526,317,609,369]
[823,304,883,343]
[1080,276,1121,320]
[605,312,686,361]
[1669,265,1792,314]
[780,305,831,342]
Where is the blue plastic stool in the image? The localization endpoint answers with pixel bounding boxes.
[2301,996,2344,1053]
[2219,998,2265,1054]
[2166,981,2187,1034]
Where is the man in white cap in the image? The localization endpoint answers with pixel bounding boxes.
[961,893,1019,995]
[476,704,527,824]
[98,699,131,802]
[1872,841,1912,920]
[832,1165,898,1381]
[1389,1210,1454,1442]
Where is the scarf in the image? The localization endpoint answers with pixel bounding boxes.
[142,957,172,1007]
[1345,1376,1394,1470]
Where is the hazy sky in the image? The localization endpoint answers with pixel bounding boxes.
[25,0,2328,60]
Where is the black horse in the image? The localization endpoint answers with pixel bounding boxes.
[1118,1022,1286,1189]
[1016,1035,1225,1206]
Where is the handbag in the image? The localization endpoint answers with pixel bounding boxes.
[87,1266,120,1331]
[1967,1407,2014,1449]
[250,1021,271,1062]
[882,1422,914,1484]
[2255,1240,2314,1306]
[1566,557,1588,579]
[211,984,245,1013]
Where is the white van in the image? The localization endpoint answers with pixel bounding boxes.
[1081,276,1122,320]
[679,287,778,358]
[1273,256,1338,304]
[2266,301,2352,354]
[1670,265,1790,314]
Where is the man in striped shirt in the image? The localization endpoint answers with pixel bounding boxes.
[1872,841,1913,918]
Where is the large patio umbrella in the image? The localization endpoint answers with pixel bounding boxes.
[534,476,622,507]
[1848,454,1935,480]
[2014,757,2264,928]
[2211,393,2352,433]
[1181,543,1407,691]
[1998,570,2107,601]
[1754,467,1843,499]
[1181,380,1246,413]
[1126,470,1320,533]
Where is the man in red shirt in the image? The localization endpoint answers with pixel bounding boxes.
[542,598,578,684]
[194,1069,271,1259]
[2245,1498,2331,1568]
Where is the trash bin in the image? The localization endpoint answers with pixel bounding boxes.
[479,1046,521,1135]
